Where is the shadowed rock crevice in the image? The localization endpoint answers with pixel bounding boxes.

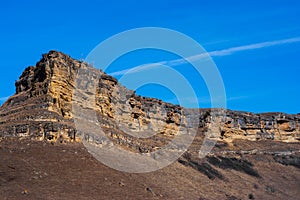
[273,154,300,169]
[207,156,260,177]
[178,154,260,179]
[178,158,224,180]
[178,152,224,180]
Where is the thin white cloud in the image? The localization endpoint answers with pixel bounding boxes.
[196,95,248,104]
[109,36,300,76]
[166,95,248,105]
[109,62,166,76]
[0,96,9,102]
[227,95,248,101]
[209,36,300,56]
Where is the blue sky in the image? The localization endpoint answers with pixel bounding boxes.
[0,0,299,113]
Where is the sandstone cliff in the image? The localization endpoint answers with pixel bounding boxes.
[1,51,300,200]
[0,50,299,148]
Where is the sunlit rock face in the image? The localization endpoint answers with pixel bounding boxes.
[0,51,299,147]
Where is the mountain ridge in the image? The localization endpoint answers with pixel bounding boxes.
[0,50,299,144]
[0,50,300,199]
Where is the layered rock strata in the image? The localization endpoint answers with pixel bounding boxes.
[0,51,299,149]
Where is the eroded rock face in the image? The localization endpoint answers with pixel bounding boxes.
[216,110,300,142]
[0,51,190,145]
[0,51,299,147]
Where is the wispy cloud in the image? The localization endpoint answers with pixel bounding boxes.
[227,95,248,101]
[166,95,248,106]
[0,96,9,102]
[109,36,300,76]
[109,63,164,76]
[195,95,248,104]
[208,36,300,56]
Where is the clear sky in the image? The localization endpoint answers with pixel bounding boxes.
[0,0,299,114]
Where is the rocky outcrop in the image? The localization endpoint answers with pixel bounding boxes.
[0,51,192,147]
[0,51,299,148]
[214,110,300,142]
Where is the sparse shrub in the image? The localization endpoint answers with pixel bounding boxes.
[248,193,254,199]
[266,186,275,193]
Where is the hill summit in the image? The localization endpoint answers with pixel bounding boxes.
[0,50,299,144]
[0,51,300,199]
